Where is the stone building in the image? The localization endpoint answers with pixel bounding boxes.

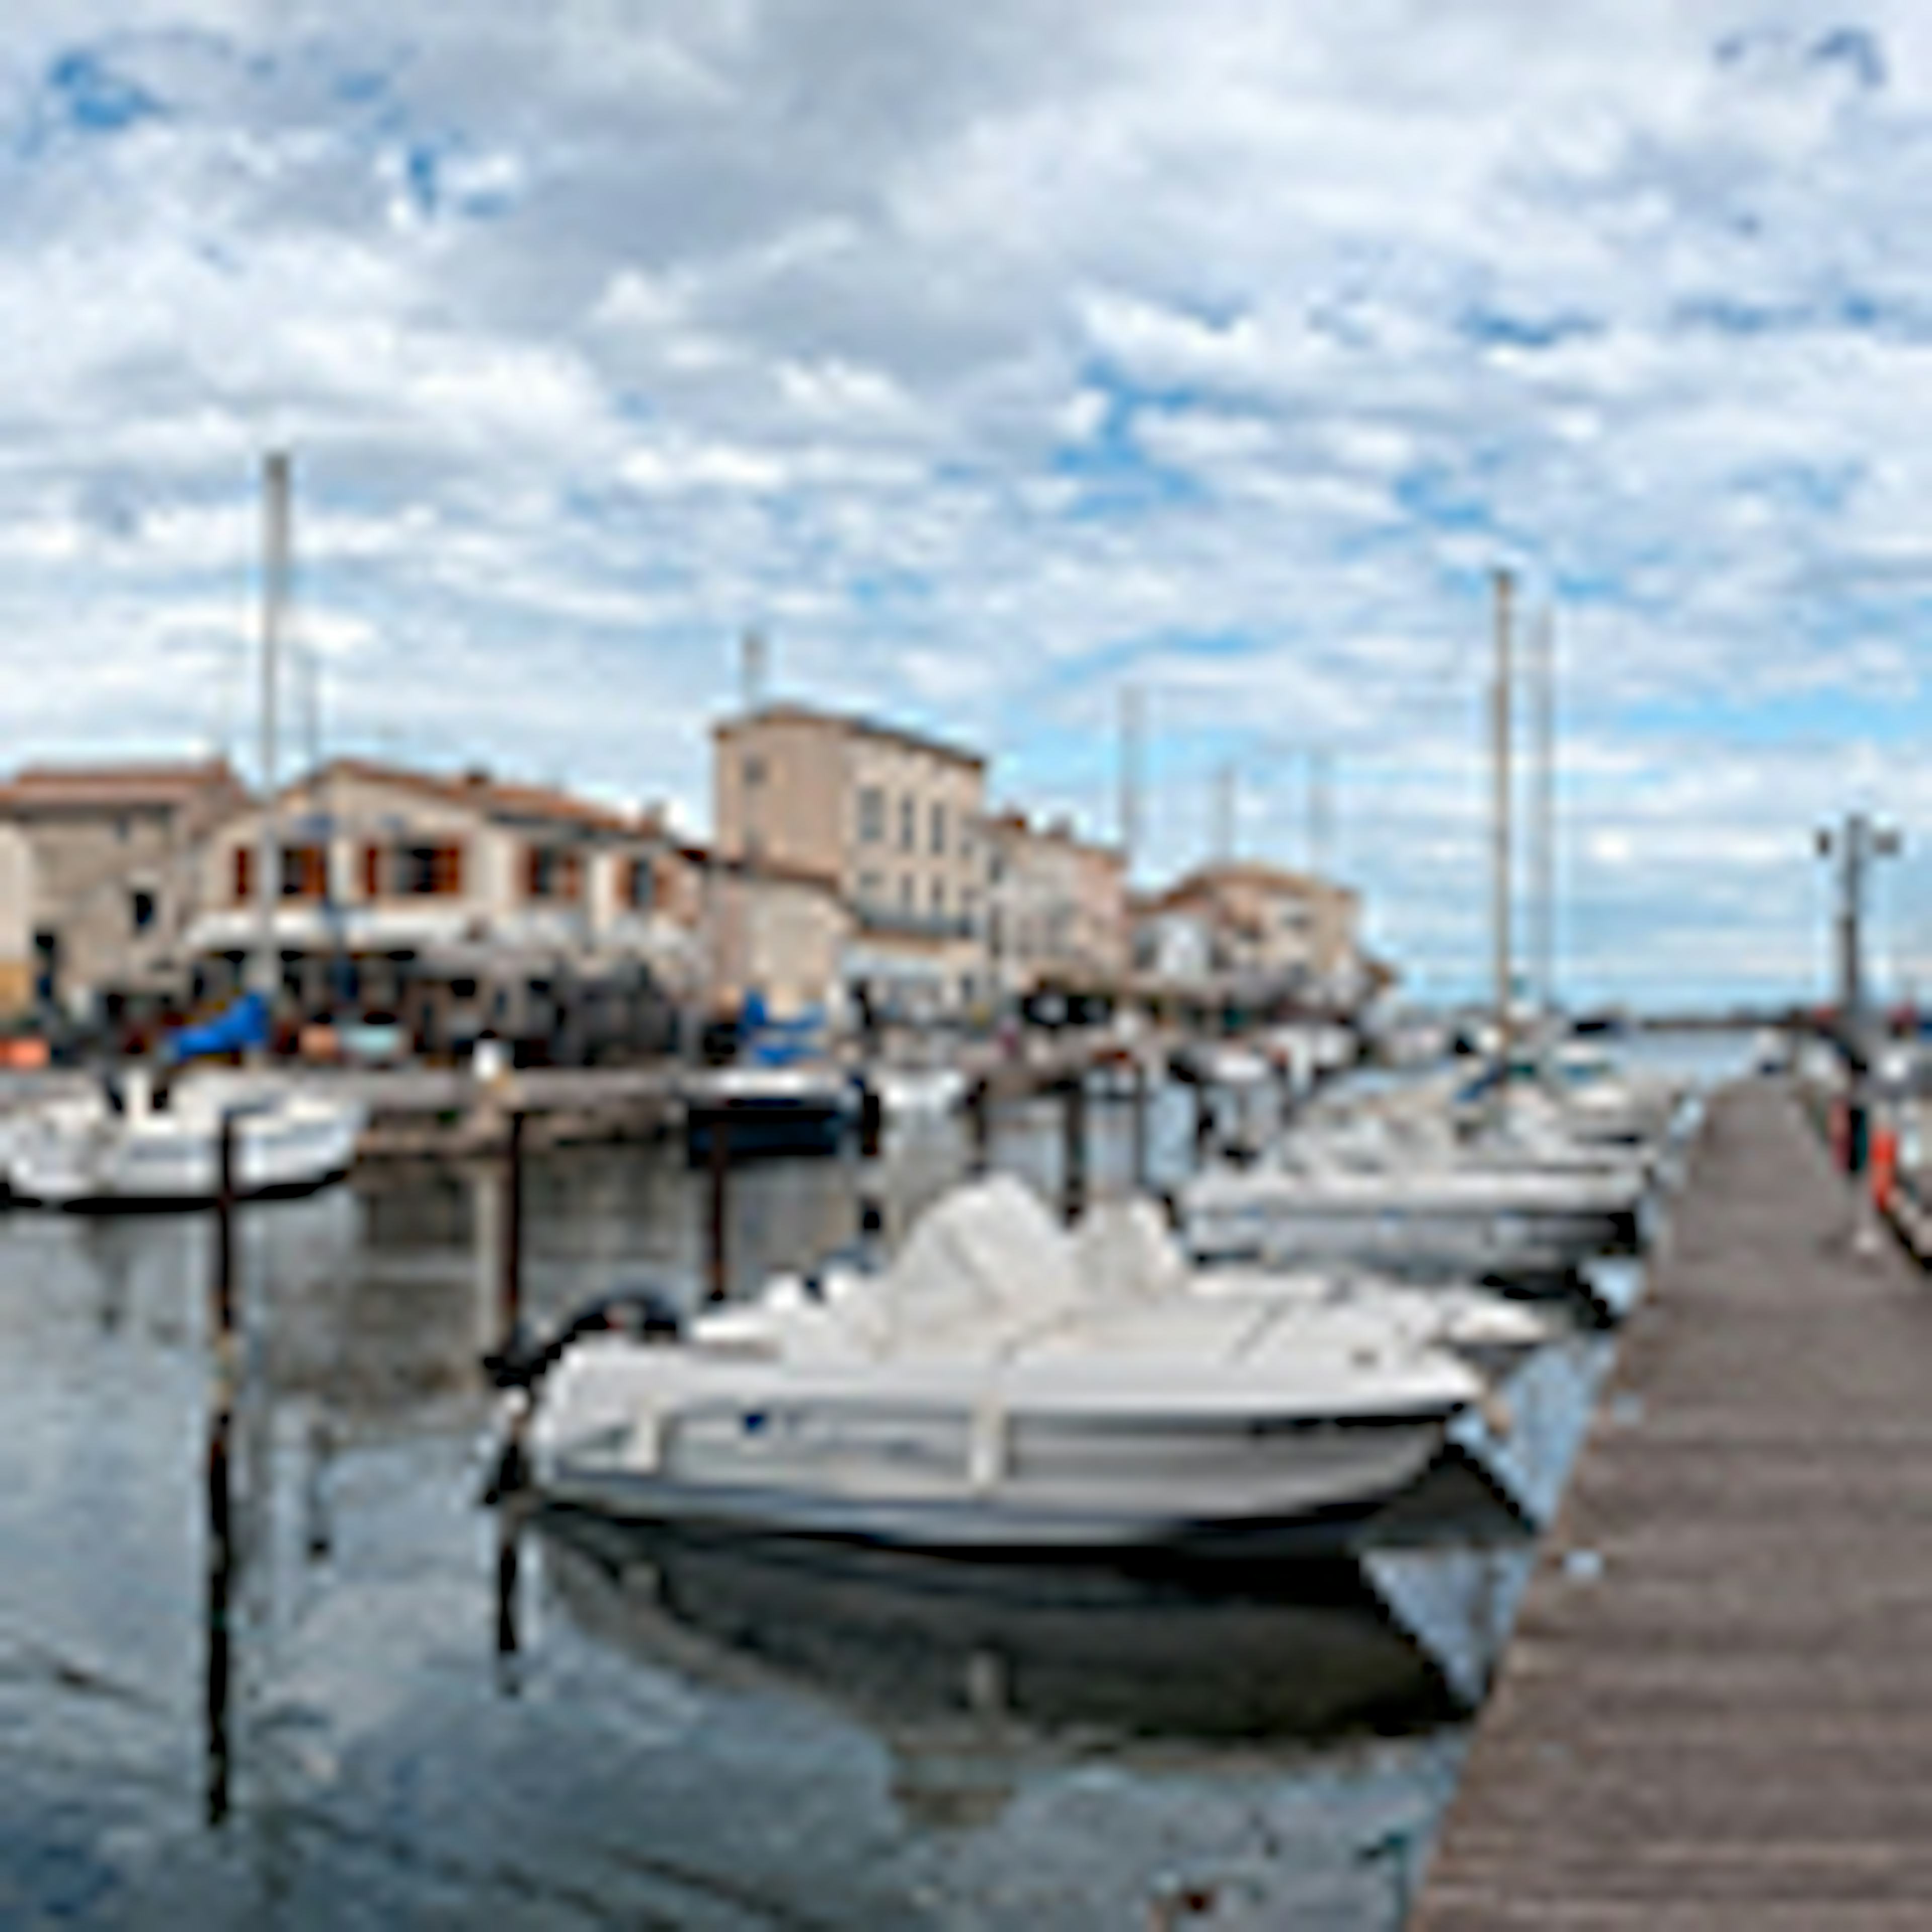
[985,811,1128,998]
[711,702,989,1016]
[1133,860,1363,1006]
[181,759,702,1058]
[0,758,250,1018]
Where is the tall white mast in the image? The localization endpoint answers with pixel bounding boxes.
[253,451,290,1010]
[1491,567,1514,1062]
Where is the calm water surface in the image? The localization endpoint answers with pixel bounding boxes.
[0,1034,1746,1928]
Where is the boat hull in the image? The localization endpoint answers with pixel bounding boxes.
[1184,1193,1639,1285]
[536,1405,1452,1555]
[684,1096,853,1161]
[7,1101,364,1210]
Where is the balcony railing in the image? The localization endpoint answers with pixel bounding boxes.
[854,902,977,941]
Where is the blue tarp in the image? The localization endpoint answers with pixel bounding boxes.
[166,992,269,1063]
[739,991,828,1068]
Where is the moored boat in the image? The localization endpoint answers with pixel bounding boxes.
[518,1177,1481,1555]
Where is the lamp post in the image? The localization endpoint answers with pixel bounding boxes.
[1816,813,1901,1207]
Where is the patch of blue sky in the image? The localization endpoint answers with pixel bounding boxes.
[847,568,931,613]
[393,132,521,223]
[43,47,166,136]
[1392,460,1496,537]
[1457,307,1602,352]
[1611,684,1928,748]
[1809,25,1888,91]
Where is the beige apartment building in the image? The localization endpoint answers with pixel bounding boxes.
[1135,860,1363,1002]
[185,758,702,1048]
[985,811,1129,997]
[0,758,250,1017]
[712,703,989,1015]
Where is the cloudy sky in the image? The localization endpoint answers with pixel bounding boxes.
[6,1,1931,1006]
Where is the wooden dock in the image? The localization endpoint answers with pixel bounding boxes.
[1414,1080,1932,1929]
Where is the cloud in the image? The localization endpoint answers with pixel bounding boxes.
[2,2,1931,1001]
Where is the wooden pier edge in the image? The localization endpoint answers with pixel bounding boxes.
[1412,1080,1932,1929]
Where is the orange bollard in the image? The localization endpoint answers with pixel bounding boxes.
[1873,1121,1899,1213]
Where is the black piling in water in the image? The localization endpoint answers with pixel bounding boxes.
[1192,1080,1216,1164]
[967,1078,992,1178]
[1060,1073,1088,1226]
[500,1109,526,1340]
[706,1110,731,1303]
[855,1073,884,1248]
[1131,1058,1150,1192]
[213,1109,237,1336]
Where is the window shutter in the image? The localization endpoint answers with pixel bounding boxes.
[233,847,253,903]
[362,844,382,898]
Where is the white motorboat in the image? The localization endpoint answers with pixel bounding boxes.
[869,1064,969,1120]
[4,1067,365,1209]
[522,1178,1480,1554]
[683,1063,857,1160]
[1181,1137,1642,1284]
[698,1193,1550,1381]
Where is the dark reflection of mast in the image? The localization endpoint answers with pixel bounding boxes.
[205,1359,235,1826]
[204,1116,241,1828]
[495,1498,527,1697]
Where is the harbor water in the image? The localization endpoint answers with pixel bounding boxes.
[1,1035,1745,1929]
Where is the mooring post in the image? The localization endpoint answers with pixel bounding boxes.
[500,1108,525,1341]
[213,1109,237,1338]
[855,1072,884,1249]
[706,1110,731,1303]
[1131,1057,1150,1192]
[1059,1073,1088,1225]
[967,1077,992,1178]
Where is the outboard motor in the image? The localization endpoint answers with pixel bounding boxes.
[481,1283,684,1395]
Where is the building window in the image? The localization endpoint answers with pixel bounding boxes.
[360,844,383,898]
[232,848,253,904]
[900,874,914,910]
[525,846,582,902]
[129,889,156,934]
[744,754,766,788]
[989,853,1005,886]
[858,870,881,906]
[398,844,464,897]
[115,814,130,844]
[931,878,946,914]
[626,857,655,910]
[280,845,327,899]
[899,796,915,851]
[858,786,884,843]
[930,802,946,855]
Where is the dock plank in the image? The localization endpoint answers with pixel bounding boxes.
[1413,1083,1932,1927]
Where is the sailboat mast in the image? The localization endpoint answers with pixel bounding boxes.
[254,450,290,1008]
[1491,566,1514,1062]
[1533,603,1556,1019]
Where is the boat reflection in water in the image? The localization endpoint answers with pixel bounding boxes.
[533,1510,1469,1809]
